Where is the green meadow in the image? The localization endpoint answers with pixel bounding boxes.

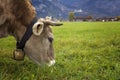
[0,22,120,80]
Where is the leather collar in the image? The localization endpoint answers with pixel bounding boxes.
[16,17,38,50]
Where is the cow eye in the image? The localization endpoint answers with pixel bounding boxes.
[48,37,53,43]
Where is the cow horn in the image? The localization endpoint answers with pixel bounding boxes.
[32,22,44,36]
[45,21,63,26]
[39,18,63,26]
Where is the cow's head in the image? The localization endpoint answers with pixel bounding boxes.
[15,18,62,66]
[26,18,62,66]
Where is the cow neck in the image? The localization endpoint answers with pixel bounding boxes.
[16,17,38,51]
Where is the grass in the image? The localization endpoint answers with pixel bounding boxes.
[0,22,120,80]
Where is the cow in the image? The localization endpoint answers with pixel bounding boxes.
[0,0,62,66]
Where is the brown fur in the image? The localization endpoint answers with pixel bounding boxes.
[0,0,36,28]
[11,0,36,25]
[0,0,36,39]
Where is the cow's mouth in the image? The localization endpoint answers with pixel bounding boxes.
[47,51,55,66]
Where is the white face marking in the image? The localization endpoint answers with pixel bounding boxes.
[47,60,56,67]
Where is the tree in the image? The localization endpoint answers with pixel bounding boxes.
[87,15,93,19]
[68,12,74,21]
[116,16,120,21]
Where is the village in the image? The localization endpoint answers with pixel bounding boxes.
[73,16,120,22]
[68,12,120,22]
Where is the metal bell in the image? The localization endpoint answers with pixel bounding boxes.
[13,49,25,61]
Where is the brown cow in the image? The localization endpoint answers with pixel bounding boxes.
[0,0,62,66]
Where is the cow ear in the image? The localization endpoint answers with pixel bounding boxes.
[32,22,44,36]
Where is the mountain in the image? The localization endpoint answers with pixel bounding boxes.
[32,0,68,19]
[32,0,120,19]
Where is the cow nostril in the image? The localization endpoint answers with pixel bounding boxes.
[48,37,53,43]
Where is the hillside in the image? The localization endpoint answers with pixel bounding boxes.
[32,0,120,19]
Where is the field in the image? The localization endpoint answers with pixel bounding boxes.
[0,22,120,80]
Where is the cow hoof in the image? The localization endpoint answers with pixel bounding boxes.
[13,49,25,61]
